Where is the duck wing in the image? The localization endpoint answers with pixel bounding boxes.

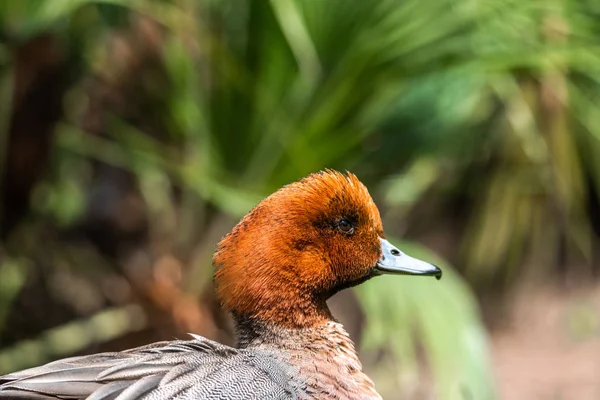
[0,334,299,400]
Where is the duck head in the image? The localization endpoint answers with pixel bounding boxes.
[213,170,441,329]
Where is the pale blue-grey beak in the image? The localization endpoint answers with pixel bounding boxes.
[376,238,442,280]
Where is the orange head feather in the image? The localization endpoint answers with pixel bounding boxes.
[213,170,384,328]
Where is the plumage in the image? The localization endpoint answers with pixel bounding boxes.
[0,170,441,399]
[1,336,298,400]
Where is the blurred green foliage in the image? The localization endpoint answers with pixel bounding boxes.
[1,0,600,398]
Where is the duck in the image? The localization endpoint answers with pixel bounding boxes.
[0,170,441,400]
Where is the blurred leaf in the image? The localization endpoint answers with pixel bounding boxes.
[0,257,28,334]
[0,305,146,374]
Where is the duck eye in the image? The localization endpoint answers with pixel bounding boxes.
[337,219,354,234]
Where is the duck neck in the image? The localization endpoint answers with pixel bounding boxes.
[235,317,381,400]
[229,285,336,333]
[232,302,333,348]
[234,314,346,350]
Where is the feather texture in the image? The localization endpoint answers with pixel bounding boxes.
[0,335,299,400]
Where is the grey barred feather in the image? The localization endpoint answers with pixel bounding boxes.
[0,322,381,399]
[0,335,299,400]
[86,381,130,400]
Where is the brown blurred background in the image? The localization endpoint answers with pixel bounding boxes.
[1,1,600,399]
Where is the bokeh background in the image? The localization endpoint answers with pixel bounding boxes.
[1,0,600,399]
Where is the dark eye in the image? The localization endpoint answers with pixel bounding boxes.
[337,219,354,234]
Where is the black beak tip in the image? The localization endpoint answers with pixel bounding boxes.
[433,265,442,280]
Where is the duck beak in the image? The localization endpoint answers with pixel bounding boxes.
[375,238,442,280]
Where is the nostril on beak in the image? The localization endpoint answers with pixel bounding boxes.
[390,249,400,256]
